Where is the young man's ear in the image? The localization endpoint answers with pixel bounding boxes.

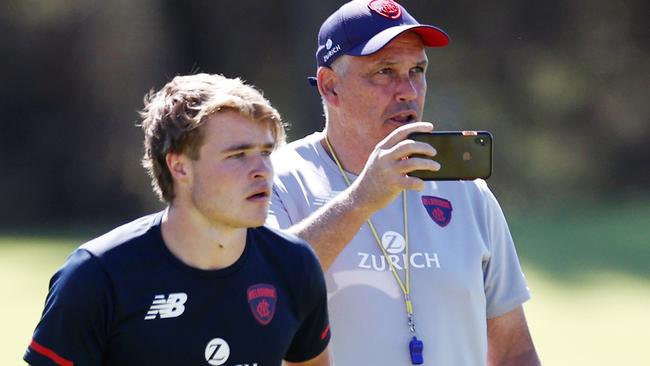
[165,152,190,182]
[317,66,340,107]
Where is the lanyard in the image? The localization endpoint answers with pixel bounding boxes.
[324,137,424,364]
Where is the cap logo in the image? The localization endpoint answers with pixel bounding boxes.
[247,283,277,325]
[322,42,342,64]
[368,0,401,19]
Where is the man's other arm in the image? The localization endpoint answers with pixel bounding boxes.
[487,305,541,365]
[284,346,331,366]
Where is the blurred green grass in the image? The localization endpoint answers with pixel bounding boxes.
[509,197,650,365]
[2,198,649,365]
[511,198,650,280]
[1,237,77,365]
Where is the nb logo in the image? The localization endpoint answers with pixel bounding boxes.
[144,292,187,320]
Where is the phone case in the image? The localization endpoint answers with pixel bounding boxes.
[407,131,493,180]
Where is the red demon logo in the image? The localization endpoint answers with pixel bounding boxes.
[368,0,402,19]
[247,284,277,325]
[421,196,453,227]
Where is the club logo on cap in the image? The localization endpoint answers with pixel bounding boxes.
[247,283,277,325]
[368,0,401,19]
[421,196,453,227]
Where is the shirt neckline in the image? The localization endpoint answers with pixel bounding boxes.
[152,211,251,279]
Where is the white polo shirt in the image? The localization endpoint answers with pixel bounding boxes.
[267,132,531,365]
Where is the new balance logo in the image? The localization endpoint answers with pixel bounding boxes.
[144,292,188,320]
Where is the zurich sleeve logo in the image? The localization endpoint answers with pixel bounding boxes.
[421,196,453,227]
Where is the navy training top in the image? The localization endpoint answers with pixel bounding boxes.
[24,212,330,366]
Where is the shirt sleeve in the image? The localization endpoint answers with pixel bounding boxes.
[24,249,112,366]
[480,183,531,319]
[284,246,331,362]
[267,179,294,230]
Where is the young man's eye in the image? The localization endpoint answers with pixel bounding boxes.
[228,152,245,159]
[261,150,272,157]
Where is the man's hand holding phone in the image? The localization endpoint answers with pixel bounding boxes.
[407,131,493,180]
[350,123,440,212]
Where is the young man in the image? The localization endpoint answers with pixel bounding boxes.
[25,73,331,366]
[267,1,540,365]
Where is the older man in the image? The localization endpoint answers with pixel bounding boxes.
[267,1,540,365]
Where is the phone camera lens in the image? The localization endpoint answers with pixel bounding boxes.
[475,137,486,146]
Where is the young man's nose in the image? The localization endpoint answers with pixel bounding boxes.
[250,155,273,179]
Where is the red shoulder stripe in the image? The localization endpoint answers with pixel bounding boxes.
[29,340,74,366]
[320,323,331,340]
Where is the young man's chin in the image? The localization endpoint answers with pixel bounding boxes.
[244,211,269,228]
[250,217,267,228]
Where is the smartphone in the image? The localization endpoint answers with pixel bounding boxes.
[407,131,493,180]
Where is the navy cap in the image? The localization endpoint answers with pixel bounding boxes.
[313,0,449,78]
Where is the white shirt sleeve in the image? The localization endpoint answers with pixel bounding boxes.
[480,181,531,318]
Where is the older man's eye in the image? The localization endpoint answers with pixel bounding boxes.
[411,66,425,73]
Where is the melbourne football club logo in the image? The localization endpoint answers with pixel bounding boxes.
[368,0,401,19]
[421,196,453,227]
[247,284,277,325]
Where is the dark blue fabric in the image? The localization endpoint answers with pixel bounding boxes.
[25,212,329,366]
